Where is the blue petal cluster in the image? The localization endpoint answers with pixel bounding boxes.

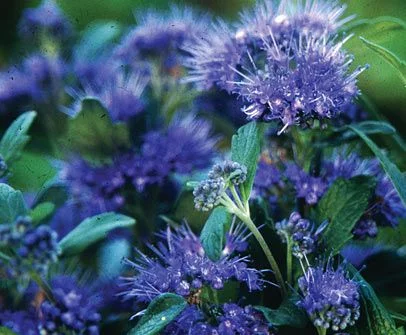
[165,303,272,335]
[115,7,209,70]
[120,223,266,305]
[276,212,323,257]
[0,216,60,279]
[298,264,360,331]
[0,310,38,335]
[18,0,72,40]
[39,275,101,335]
[186,0,366,131]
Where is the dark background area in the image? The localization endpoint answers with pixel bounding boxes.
[1,0,405,134]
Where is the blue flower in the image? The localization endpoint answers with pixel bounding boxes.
[298,263,360,331]
[0,310,38,335]
[115,6,209,70]
[185,0,366,131]
[120,223,266,306]
[66,64,147,122]
[276,212,325,257]
[18,0,72,41]
[39,275,101,335]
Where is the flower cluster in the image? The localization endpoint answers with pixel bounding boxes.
[193,161,247,211]
[276,212,323,257]
[18,0,72,41]
[39,275,101,335]
[186,0,366,131]
[121,223,265,305]
[298,264,360,331]
[165,303,272,335]
[0,216,60,278]
[0,310,38,335]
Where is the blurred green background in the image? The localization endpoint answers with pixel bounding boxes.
[1,0,405,134]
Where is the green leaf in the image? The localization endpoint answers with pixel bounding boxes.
[64,98,130,162]
[344,16,406,35]
[316,176,376,254]
[347,265,401,335]
[348,125,406,207]
[360,37,406,86]
[58,212,136,255]
[33,179,68,208]
[0,327,18,335]
[74,20,122,61]
[0,183,27,224]
[128,293,187,335]
[231,122,262,201]
[30,202,55,224]
[98,238,131,280]
[0,111,36,165]
[200,206,231,261]
[255,295,308,328]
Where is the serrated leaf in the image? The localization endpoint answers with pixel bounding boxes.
[74,20,122,61]
[348,125,406,207]
[0,183,27,224]
[231,122,262,201]
[58,212,136,255]
[255,295,308,328]
[316,176,375,254]
[200,206,231,261]
[64,98,130,162]
[0,111,36,165]
[347,265,401,335]
[0,327,18,335]
[360,37,406,86]
[30,202,55,224]
[128,293,187,335]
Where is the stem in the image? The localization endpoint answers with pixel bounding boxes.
[230,185,244,211]
[316,327,327,335]
[237,212,287,297]
[286,237,293,285]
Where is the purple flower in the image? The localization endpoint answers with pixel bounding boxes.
[352,219,378,240]
[39,275,101,335]
[0,310,38,335]
[120,223,266,307]
[341,244,384,269]
[67,64,147,122]
[276,212,325,257]
[298,263,360,331]
[285,164,327,205]
[18,0,72,40]
[135,114,218,190]
[115,6,209,69]
[164,303,272,335]
[185,0,365,131]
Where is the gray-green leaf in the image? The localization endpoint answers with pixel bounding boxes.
[360,37,406,86]
[316,176,376,255]
[348,265,401,335]
[58,212,136,255]
[348,125,406,207]
[64,99,130,162]
[30,202,55,224]
[200,206,231,261]
[0,183,27,224]
[128,293,187,335]
[255,295,308,328]
[0,111,36,165]
[231,122,262,201]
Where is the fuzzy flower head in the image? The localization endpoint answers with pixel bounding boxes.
[0,216,60,280]
[276,212,325,257]
[39,275,101,335]
[208,161,248,186]
[18,0,72,41]
[115,6,209,70]
[66,65,147,122]
[120,223,266,306]
[186,0,366,132]
[298,263,360,331]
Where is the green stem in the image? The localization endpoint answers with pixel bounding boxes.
[230,185,244,211]
[316,327,327,335]
[286,237,293,285]
[237,212,287,297]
